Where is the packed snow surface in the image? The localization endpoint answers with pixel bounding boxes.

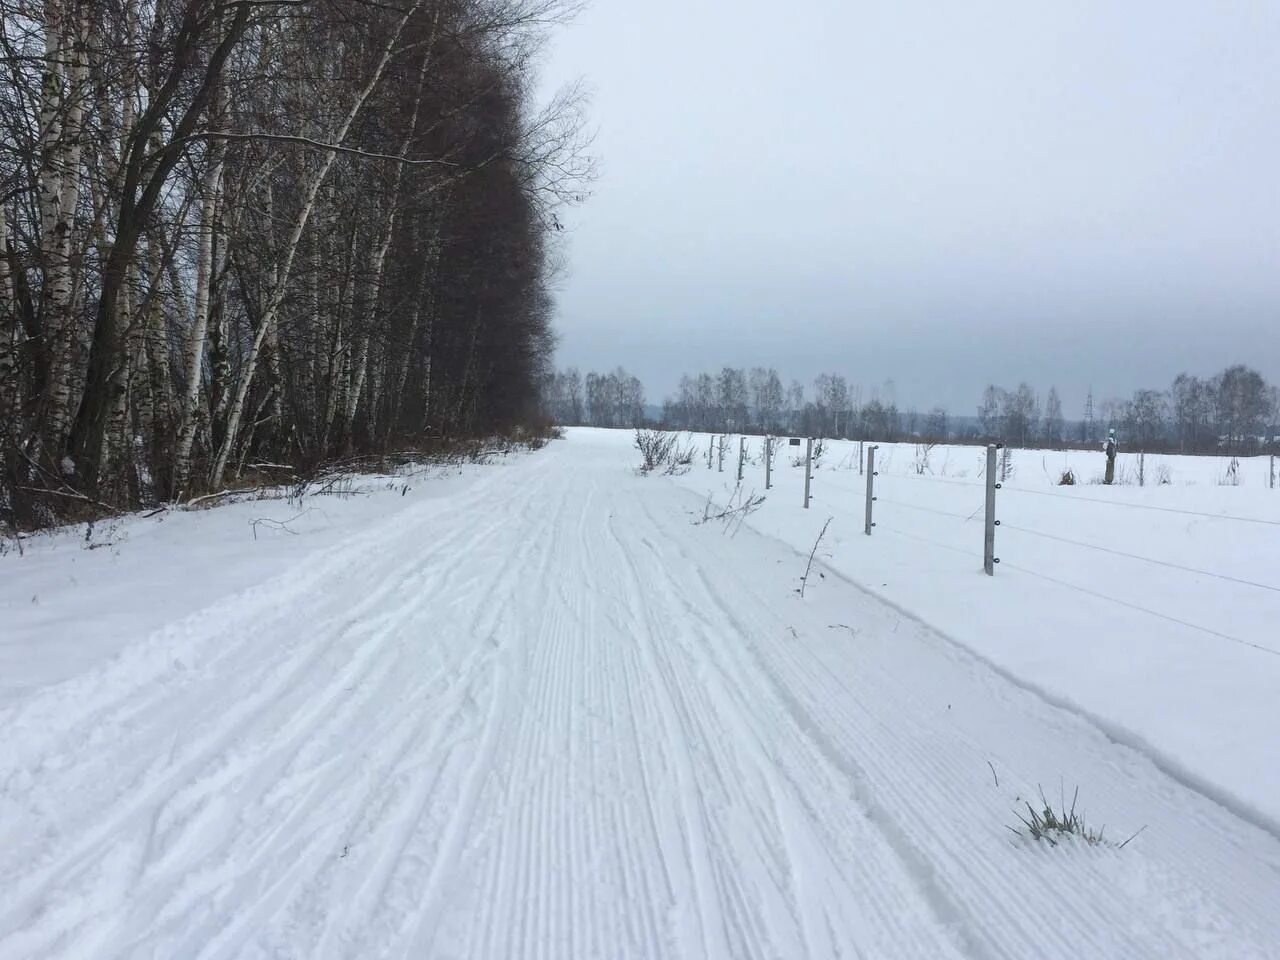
[2,429,1279,959]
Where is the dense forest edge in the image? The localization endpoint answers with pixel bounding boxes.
[1,0,591,533]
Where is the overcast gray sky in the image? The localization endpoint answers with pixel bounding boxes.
[538,0,1280,416]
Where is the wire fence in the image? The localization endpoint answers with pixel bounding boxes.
[700,433,1280,660]
[879,461,1280,658]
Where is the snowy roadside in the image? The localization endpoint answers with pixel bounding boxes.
[0,455,523,699]
[636,427,1280,835]
[4,427,1280,959]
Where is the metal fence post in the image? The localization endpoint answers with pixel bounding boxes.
[707,435,714,469]
[859,440,864,476]
[984,444,1000,575]
[1272,453,1275,489]
[737,436,745,481]
[864,444,877,534]
[803,437,813,508]
[765,437,772,490]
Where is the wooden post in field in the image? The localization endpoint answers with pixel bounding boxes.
[764,437,772,489]
[737,436,745,482]
[864,445,877,535]
[803,437,813,508]
[984,444,1000,575]
[717,435,724,472]
[707,435,715,469]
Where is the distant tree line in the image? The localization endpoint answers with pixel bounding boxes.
[978,364,1277,454]
[2,0,590,531]
[543,367,645,428]
[546,362,1278,456]
[548,366,938,443]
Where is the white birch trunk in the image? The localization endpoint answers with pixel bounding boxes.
[0,206,17,424]
[209,0,427,487]
[172,126,224,495]
[41,4,88,445]
[340,41,435,443]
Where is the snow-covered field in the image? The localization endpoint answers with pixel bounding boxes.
[2,428,1279,958]
[672,431,1280,836]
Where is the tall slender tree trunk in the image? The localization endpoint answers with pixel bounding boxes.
[138,232,171,495]
[209,0,427,487]
[172,120,225,496]
[0,206,17,431]
[340,41,436,450]
[38,3,88,451]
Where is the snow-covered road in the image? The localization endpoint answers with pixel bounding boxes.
[3,433,1280,958]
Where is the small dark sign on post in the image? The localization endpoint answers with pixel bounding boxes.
[788,438,801,446]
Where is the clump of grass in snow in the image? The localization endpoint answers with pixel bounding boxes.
[1008,784,1145,849]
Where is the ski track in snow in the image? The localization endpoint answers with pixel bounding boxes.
[2,435,1280,958]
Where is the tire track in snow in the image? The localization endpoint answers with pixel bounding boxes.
[0,460,557,959]
[598,511,733,960]
[8,436,1280,959]
[636,482,1280,959]
[621,498,974,959]
[632,499,987,959]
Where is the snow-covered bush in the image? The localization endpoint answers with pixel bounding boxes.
[634,429,693,475]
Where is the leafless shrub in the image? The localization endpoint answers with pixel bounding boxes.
[83,518,126,551]
[667,441,696,475]
[790,438,826,468]
[913,442,936,475]
[999,446,1014,481]
[695,484,765,534]
[1218,457,1241,486]
[1058,468,1076,485]
[1155,464,1172,485]
[635,429,693,475]
[0,529,23,557]
[250,507,315,540]
[797,517,833,597]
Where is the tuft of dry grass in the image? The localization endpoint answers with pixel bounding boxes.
[1008,784,1145,849]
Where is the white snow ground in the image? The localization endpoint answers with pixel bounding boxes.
[2,430,1280,959]
[672,431,1280,837]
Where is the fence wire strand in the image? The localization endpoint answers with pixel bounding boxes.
[999,522,1280,594]
[1000,562,1280,659]
[999,485,1280,527]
